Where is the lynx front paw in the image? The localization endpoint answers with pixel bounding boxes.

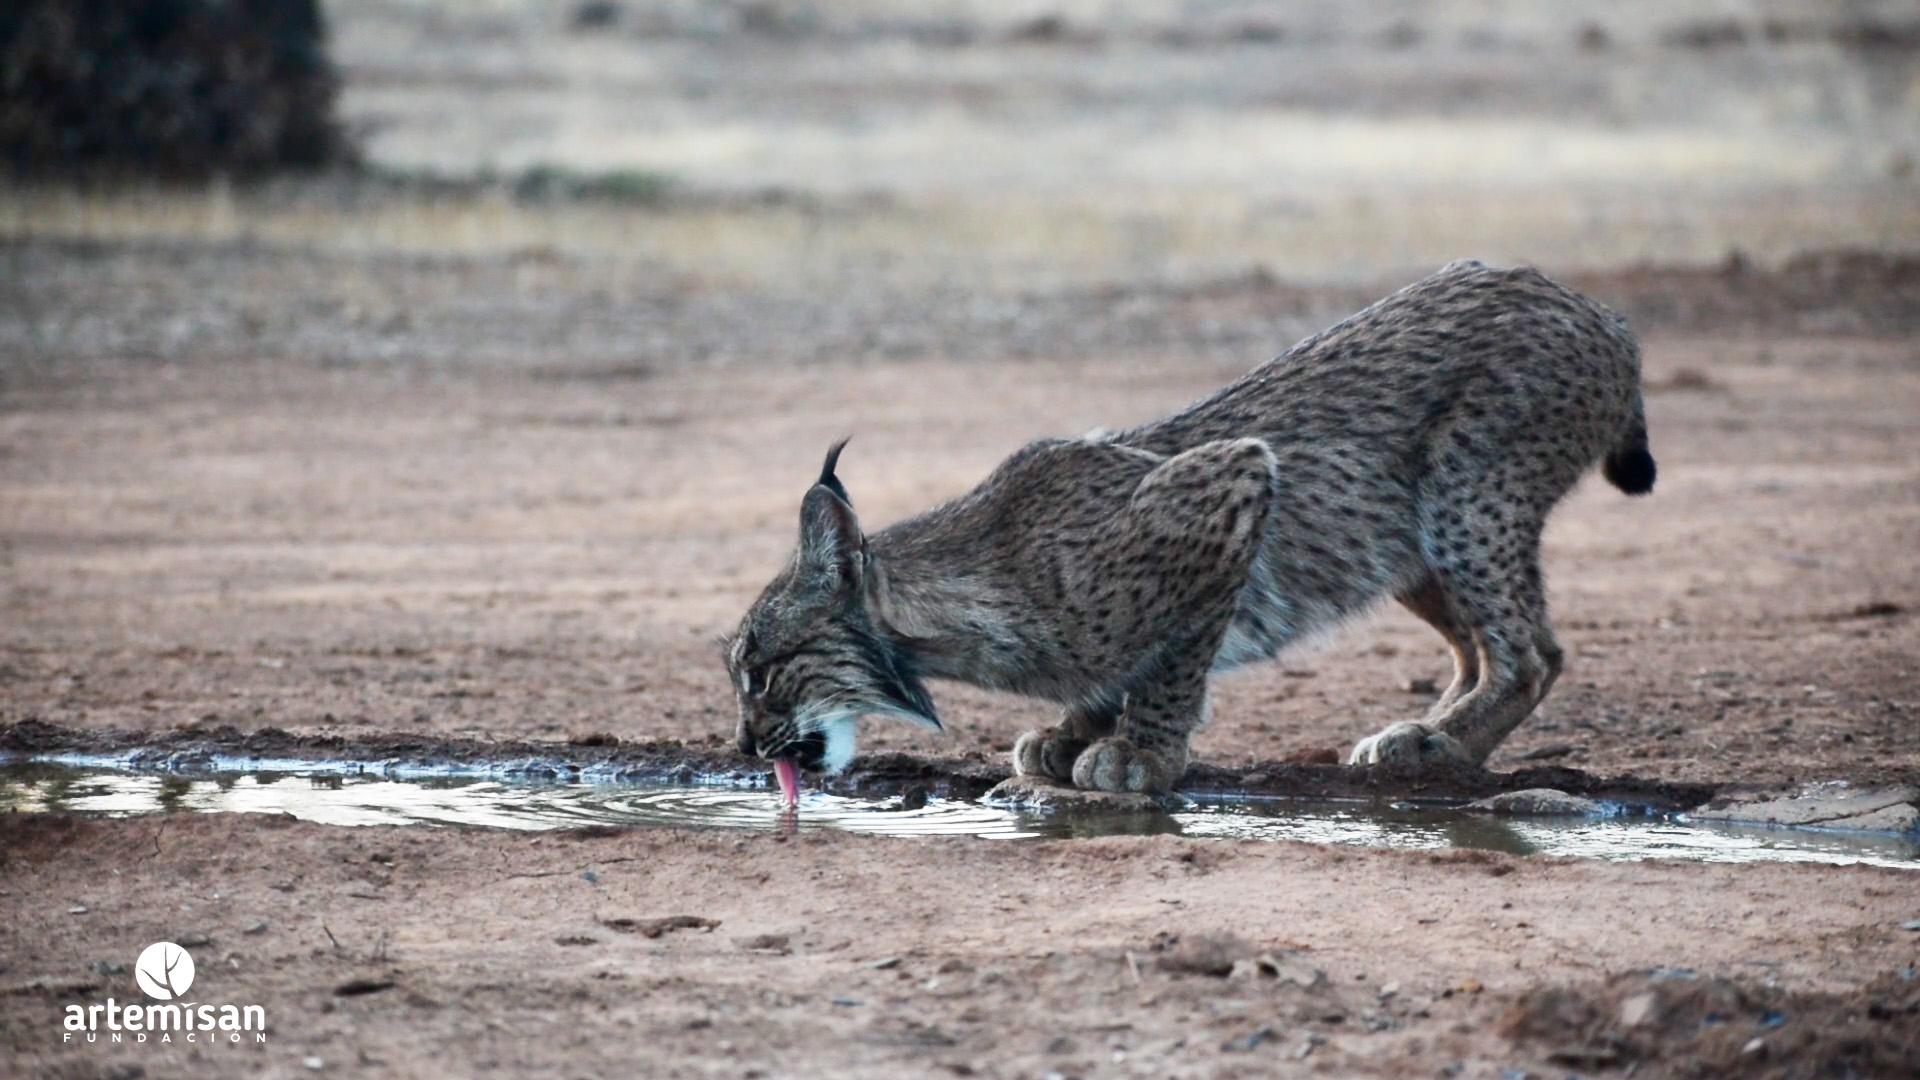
[1012,726,1088,782]
[1347,722,1473,767]
[1071,737,1184,794]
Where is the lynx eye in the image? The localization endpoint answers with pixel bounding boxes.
[741,664,772,697]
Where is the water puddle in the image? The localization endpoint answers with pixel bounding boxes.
[3,758,1916,869]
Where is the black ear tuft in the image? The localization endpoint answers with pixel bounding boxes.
[818,437,852,504]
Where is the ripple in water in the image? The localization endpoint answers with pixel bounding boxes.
[2,761,1915,869]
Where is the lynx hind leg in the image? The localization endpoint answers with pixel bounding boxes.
[1072,438,1277,793]
[1014,700,1119,782]
[1396,575,1480,716]
[1427,557,1562,763]
[1353,489,1563,767]
[1351,575,1487,766]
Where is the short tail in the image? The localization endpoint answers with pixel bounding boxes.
[1602,409,1656,495]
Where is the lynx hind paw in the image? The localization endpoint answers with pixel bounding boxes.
[1347,722,1473,767]
[1013,727,1087,782]
[1071,737,1184,794]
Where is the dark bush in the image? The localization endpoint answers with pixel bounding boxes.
[0,0,350,177]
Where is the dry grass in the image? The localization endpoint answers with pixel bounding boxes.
[5,182,1916,292]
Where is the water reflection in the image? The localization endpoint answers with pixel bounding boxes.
[2,761,1915,869]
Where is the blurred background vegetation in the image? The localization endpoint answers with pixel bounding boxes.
[2,0,349,175]
[2,0,1914,294]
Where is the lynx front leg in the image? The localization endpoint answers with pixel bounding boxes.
[1013,699,1119,782]
[1069,438,1276,794]
[1073,673,1203,794]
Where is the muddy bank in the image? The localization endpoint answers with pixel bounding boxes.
[1,718,1720,810]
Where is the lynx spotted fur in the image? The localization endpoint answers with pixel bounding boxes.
[726,261,1655,793]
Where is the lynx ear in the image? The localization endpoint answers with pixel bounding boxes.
[798,439,862,586]
[815,437,852,503]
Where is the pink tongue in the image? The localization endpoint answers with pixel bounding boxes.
[773,758,801,807]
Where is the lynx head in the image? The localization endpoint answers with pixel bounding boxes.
[726,440,937,775]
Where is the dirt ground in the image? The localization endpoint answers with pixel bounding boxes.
[3,811,1918,1080]
[5,1,1920,1076]
[2,237,1917,1080]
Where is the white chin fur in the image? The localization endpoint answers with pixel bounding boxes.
[819,715,858,773]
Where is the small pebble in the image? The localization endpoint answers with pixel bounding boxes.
[68,905,88,915]
[1619,992,1659,1028]
[1404,677,1438,695]
[1220,1025,1274,1052]
[830,996,862,1007]
[244,921,269,935]
[733,933,790,954]
[1899,919,1920,932]
[179,932,211,948]
[303,1056,325,1071]
[867,956,902,970]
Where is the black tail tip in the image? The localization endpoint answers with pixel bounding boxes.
[1604,449,1657,495]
